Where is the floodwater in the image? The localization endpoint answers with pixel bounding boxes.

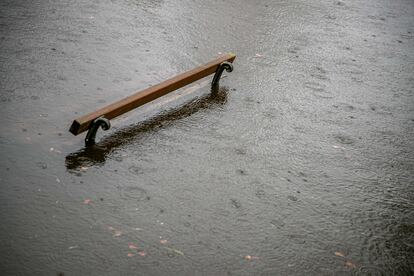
[1,0,413,275]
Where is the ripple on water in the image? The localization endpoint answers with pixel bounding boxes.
[334,134,355,145]
[304,81,333,99]
[355,266,386,276]
[128,165,143,175]
[120,185,148,201]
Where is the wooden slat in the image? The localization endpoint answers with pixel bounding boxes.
[69,53,236,135]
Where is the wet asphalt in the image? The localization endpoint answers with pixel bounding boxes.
[0,0,413,275]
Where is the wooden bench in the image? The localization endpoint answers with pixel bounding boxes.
[69,53,236,145]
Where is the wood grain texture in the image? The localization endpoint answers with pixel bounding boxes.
[69,53,236,135]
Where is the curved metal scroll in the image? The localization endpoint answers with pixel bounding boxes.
[85,117,111,146]
[211,61,234,88]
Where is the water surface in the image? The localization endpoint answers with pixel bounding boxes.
[1,0,413,275]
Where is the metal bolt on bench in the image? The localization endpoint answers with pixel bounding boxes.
[69,53,236,146]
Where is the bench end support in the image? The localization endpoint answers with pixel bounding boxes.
[212,61,234,88]
[85,117,111,146]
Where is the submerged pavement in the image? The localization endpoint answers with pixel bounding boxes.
[1,0,413,275]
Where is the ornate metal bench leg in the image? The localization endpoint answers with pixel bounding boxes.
[211,61,234,88]
[85,117,111,146]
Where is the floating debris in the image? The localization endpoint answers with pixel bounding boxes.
[244,255,259,260]
[49,147,62,154]
[83,199,92,205]
[128,243,138,250]
[68,245,79,250]
[107,226,122,237]
[332,145,346,149]
[127,253,135,257]
[138,251,146,257]
[345,260,356,269]
[160,239,168,245]
[334,251,345,257]
[165,247,184,256]
[254,53,263,58]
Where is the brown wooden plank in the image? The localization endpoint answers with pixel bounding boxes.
[69,53,236,135]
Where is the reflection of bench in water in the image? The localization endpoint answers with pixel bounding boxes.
[65,87,229,170]
[69,53,236,145]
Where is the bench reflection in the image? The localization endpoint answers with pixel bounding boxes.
[65,87,228,171]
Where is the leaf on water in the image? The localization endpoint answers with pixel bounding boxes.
[138,251,146,257]
[332,145,345,149]
[108,226,123,237]
[172,249,183,256]
[127,253,135,257]
[345,260,356,269]
[165,247,184,256]
[244,255,259,260]
[49,147,61,153]
[160,239,168,245]
[128,243,138,250]
[83,199,92,205]
[334,251,345,257]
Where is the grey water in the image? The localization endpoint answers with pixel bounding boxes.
[1,0,413,275]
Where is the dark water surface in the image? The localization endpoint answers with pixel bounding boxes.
[1,0,413,275]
